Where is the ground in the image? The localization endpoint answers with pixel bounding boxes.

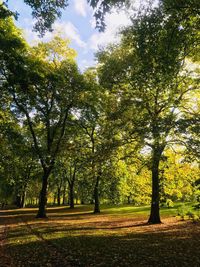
[0,204,200,267]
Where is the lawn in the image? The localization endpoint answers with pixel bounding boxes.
[0,204,200,267]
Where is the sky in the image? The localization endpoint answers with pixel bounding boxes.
[7,0,132,71]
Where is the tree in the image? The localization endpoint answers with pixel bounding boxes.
[0,108,38,208]
[0,0,68,35]
[1,19,85,217]
[97,4,199,223]
[1,0,130,34]
[77,69,120,213]
[2,0,199,35]
[56,132,87,209]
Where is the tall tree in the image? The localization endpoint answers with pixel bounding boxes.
[1,19,84,217]
[78,69,120,213]
[97,4,199,223]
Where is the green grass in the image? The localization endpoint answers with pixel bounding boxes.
[1,203,200,267]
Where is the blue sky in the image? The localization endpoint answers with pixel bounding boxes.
[8,0,131,71]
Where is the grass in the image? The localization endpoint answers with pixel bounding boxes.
[0,203,200,266]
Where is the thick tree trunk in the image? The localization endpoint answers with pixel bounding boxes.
[36,170,49,218]
[15,195,21,208]
[69,183,74,209]
[148,149,162,224]
[94,176,100,213]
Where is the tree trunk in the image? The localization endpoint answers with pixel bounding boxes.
[94,176,100,213]
[36,170,49,218]
[20,189,26,208]
[57,187,61,206]
[148,148,162,224]
[53,194,56,205]
[62,184,66,205]
[69,183,74,209]
[15,195,21,208]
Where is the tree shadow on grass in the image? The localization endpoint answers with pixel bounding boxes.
[6,221,200,267]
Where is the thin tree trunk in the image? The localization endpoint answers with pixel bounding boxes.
[69,183,74,209]
[57,186,61,206]
[21,164,32,208]
[94,175,100,213]
[148,148,162,224]
[53,194,56,205]
[36,170,49,218]
[20,189,26,208]
[62,184,66,205]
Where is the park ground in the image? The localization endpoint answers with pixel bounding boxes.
[0,204,200,267]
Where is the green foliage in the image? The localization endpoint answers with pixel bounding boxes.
[1,0,68,35]
[177,204,200,222]
[166,199,174,208]
[88,0,130,31]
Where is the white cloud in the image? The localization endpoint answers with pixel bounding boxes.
[79,59,95,71]
[22,20,86,48]
[53,21,87,48]
[88,10,131,51]
[74,0,88,17]
[21,18,41,45]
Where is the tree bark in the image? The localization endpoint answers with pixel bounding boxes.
[57,186,61,206]
[36,170,50,218]
[15,195,21,208]
[94,175,100,213]
[148,148,162,224]
[53,194,56,205]
[20,189,26,208]
[69,182,74,209]
[62,184,66,205]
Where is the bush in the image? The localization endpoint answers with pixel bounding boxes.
[166,199,174,208]
[177,204,200,222]
[186,211,200,222]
